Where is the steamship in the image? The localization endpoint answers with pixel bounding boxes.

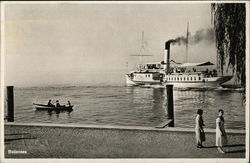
[125,40,232,88]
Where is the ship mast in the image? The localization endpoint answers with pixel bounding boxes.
[140,31,145,64]
[186,22,189,63]
[130,32,152,71]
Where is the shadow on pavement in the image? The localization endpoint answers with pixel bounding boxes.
[5,133,30,136]
[203,144,245,149]
[226,150,246,153]
[203,146,217,148]
[5,137,37,142]
[5,132,36,143]
[224,144,245,147]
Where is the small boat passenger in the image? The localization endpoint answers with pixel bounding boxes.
[47,99,53,106]
[67,101,71,107]
[55,100,61,107]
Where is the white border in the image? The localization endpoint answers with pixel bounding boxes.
[0,1,249,163]
[1,2,5,163]
[245,1,249,161]
[0,1,249,4]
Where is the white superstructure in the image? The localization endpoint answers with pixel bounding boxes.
[126,41,232,88]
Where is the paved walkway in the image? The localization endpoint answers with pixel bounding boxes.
[4,123,246,158]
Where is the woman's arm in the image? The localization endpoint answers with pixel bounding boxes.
[201,116,205,126]
[217,119,224,136]
[197,116,204,131]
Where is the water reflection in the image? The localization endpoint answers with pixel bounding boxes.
[173,89,245,129]
[13,86,245,129]
[151,88,167,122]
[35,109,73,120]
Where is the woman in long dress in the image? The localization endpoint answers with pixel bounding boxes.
[195,109,205,148]
[216,109,227,153]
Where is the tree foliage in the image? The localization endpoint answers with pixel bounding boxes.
[211,3,246,100]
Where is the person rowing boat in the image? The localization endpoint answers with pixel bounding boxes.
[47,99,54,106]
[34,101,73,112]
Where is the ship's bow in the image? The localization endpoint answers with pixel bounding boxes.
[125,74,137,86]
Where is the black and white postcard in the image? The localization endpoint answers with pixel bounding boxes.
[1,1,249,163]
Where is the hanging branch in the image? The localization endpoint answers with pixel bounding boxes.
[211,3,246,101]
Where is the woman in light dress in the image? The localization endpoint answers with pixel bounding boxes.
[216,109,227,153]
[195,109,205,148]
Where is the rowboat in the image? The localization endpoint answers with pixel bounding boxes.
[33,103,73,112]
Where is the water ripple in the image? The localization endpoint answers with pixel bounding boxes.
[9,86,246,129]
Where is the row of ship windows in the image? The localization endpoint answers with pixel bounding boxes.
[134,74,201,81]
[167,76,201,81]
[141,74,151,78]
[133,74,151,78]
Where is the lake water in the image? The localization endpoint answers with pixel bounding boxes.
[4,86,245,129]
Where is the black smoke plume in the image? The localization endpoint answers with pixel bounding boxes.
[167,28,215,46]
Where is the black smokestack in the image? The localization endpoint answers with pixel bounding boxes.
[165,40,176,74]
[165,39,176,50]
[164,36,190,73]
[163,28,215,73]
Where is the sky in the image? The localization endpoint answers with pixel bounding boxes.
[3,2,217,87]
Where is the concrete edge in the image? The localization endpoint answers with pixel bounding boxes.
[4,122,246,134]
